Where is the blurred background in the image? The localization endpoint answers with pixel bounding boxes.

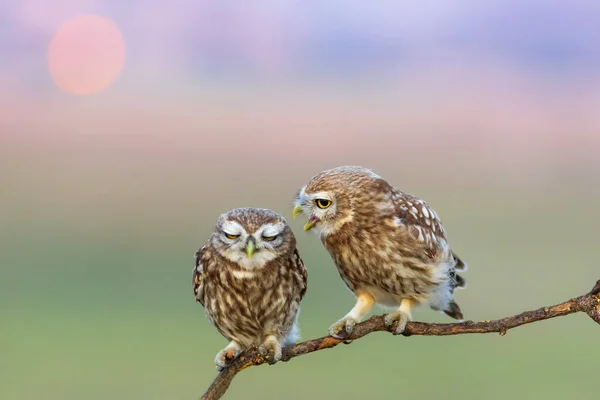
[1,1,599,399]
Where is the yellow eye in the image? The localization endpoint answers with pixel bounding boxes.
[315,199,332,209]
[225,233,240,240]
[263,235,277,241]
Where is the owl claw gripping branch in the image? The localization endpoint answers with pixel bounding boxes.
[294,166,468,338]
[193,208,308,370]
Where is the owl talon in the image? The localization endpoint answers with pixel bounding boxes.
[384,310,411,335]
[329,316,357,339]
[214,342,242,370]
[259,335,282,365]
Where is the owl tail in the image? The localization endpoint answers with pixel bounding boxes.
[445,251,467,320]
[443,300,464,321]
[452,251,468,271]
[454,273,467,289]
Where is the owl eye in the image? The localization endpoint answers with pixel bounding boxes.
[262,235,277,241]
[315,199,332,209]
[225,233,240,240]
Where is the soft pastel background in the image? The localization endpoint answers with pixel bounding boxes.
[1,1,599,399]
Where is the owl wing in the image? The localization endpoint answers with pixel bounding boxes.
[292,248,308,301]
[395,192,468,272]
[394,193,448,259]
[192,244,207,306]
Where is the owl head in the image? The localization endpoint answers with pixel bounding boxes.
[293,166,387,237]
[211,207,295,270]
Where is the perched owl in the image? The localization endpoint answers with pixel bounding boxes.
[192,208,308,370]
[292,166,467,338]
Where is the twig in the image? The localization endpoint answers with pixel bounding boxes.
[201,280,600,400]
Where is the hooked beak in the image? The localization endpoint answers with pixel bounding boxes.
[304,216,320,231]
[245,240,255,259]
[292,204,303,219]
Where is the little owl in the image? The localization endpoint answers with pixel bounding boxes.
[293,166,466,338]
[192,208,308,370]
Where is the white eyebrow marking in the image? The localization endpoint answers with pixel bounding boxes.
[222,220,245,235]
[260,223,284,237]
[307,191,332,201]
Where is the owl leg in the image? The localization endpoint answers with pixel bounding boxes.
[384,298,414,335]
[329,290,375,339]
[258,334,283,365]
[282,320,301,345]
[214,340,243,371]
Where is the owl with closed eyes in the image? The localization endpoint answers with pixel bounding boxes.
[192,208,308,370]
[293,166,467,338]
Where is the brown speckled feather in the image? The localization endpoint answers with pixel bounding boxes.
[193,208,308,348]
[295,166,466,319]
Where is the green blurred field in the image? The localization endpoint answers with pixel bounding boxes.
[1,156,598,400]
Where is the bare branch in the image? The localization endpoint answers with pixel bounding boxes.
[201,280,600,400]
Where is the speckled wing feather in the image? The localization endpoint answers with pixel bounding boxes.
[292,248,308,301]
[394,192,446,240]
[392,192,446,257]
[193,244,208,306]
[394,191,467,290]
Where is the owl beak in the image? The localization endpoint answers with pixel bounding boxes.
[304,216,320,231]
[292,204,303,219]
[245,240,255,259]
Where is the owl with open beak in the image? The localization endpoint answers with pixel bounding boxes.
[293,166,467,338]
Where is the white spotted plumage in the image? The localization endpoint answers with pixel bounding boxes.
[193,208,308,370]
[293,166,467,338]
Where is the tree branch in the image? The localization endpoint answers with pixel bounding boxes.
[200,280,600,400]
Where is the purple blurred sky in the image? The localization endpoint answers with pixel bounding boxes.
[1,0,600,185]
[3,0,600,80]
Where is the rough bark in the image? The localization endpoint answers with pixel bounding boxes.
[201,280,600,400]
